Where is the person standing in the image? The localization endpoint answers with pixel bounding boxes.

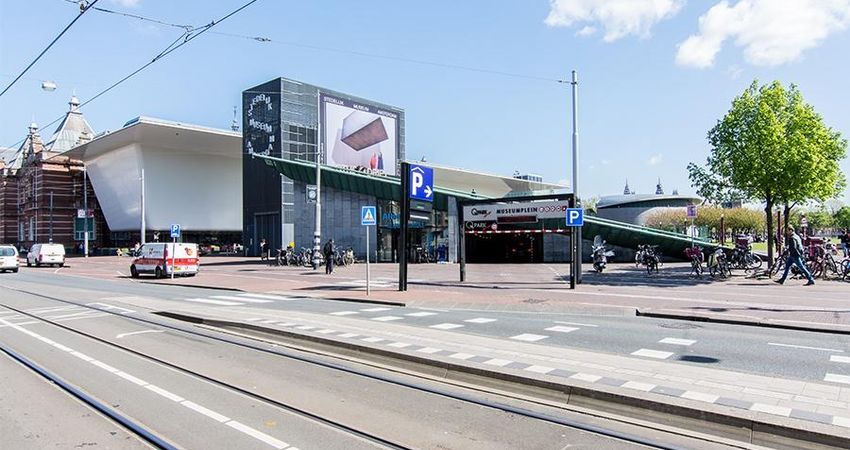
[841,229,850,258]
[775,226,815,286]
[323,239,335,274]
[259,238,268,261]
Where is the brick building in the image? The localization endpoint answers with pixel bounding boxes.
[0,96,108,251]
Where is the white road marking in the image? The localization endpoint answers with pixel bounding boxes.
[750,403,792,417]
[464,318,497,324]
[768,343,844,353]
[360,307,391,312]
[405,311,438,317]
[330,311,359,316]
[116,330,164,339]
[338,333,359,338]
[387,342,412,348]
[44,311,101,320]
[145,384,185,402]
[90,360,119,373]
[181,400,230,423]
[238,293,294,301]
[570,373,602,383]
[448,353,475,360]
[226,420,289,449]
[371,316,403,322]
[245,318,264,322]
[362,337,384,343]
[294,325,315,330]
[26,305,76,314]
[182,298,242,306]
[824,373,850,385]
[483,358,513,367]
[833,416,850,428]
[86,303,136,314]
[524,365,555,374]
[257,319,278,324]
[416,347,442,354]
[659,338,696,346]
[315,329,336,334]
[0,320,38,328]
[555,320,598,327]
[622,381,656,392]
[681,391,719,403]
[430,323,464,330]
[544,326,579,333]
[510,333,549,342]
[0,317,296,450]
[830,355,850,364]
[211,295,272,304]
[631,349,674,359]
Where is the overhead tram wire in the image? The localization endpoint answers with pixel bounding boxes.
[0,0,101,99]
[4,0,261,149]
[66,3,567,85]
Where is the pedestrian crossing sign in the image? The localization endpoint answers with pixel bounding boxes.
[361,206,377,226]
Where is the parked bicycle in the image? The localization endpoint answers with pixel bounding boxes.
[637,244,662,275]
[684,245,704,277]
[729,240,762,272]
[708,248,732,279]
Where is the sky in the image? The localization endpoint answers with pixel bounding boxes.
[1,0,849,204]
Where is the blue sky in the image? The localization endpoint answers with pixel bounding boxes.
[2,0,849,203]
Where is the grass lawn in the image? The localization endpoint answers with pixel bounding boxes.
[751,242,768,252]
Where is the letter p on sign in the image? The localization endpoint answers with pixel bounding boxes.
[566,208,584,227]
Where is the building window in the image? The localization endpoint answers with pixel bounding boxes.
[18,222,24,242]
[74,217,96,241]
[28,217,34,241]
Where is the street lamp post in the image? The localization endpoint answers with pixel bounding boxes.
[570,70,582,283]
[49,191,54,243]
[140,169,146,244]
[313,143,322,269]
[83,167,89,257]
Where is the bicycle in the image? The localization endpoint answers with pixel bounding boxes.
[684,246,704,277]
[638,245,661,275]
[708,248,732,279]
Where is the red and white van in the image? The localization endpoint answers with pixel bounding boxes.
[130,243,199,278]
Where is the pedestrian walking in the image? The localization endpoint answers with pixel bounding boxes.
[775,226,815,286]
[259,238,268,261]
[840,229,850,258]
[323,238,335,274]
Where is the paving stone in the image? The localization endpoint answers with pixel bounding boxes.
[651,386,687,397]
[715,396,753,410]
[789,409,834,425]
[597,377,628,387]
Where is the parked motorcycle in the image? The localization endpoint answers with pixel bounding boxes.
[592,235,615,273]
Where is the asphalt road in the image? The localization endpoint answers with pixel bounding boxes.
[4,268,850,386]
[0,270,737,449]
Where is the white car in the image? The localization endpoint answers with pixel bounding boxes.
[0,245,19,273]
[27,243,66,267]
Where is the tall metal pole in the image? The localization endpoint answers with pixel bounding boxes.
[49,191,54,243]
[83,168,88,258]
[571,70,582,283]
[140,168,146,244]
[313,143,322,269]
[365,225,371,296]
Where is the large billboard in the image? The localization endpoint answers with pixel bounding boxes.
[320,93,399,175]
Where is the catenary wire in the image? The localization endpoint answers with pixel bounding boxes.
[0,0,101,99]
[3,0,261,150]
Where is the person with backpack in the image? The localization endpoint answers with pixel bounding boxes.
[840,229,850,258]
[775,226,815,286]
[323,239,335,274]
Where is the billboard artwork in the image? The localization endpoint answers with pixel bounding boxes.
[320,93,399,175]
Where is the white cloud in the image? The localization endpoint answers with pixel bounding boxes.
[576,25,597,37]
[110,0,141,7]
[545,0,685,42]
[676,0,850,68]
[648,153,663,165]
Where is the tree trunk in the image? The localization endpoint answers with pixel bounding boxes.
[783,203,792,231]
[765,196,774,266]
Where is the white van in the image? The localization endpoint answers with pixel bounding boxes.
[130,242,200,278]
[0,245,19,273]
[27,243,66,267]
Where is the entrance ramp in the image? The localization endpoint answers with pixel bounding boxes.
[584,215,717,258]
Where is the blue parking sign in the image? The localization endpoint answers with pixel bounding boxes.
[565,208,584,227]
[409,164,434,202]
[170,223,181,238]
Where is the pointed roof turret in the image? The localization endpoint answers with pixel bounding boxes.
[46,93,95,154]
[623,179,632,195]
[655,177,664,195]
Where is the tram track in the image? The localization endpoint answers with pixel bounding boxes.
[0,285,710,449]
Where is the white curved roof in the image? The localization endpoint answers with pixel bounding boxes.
[597,193,699,208]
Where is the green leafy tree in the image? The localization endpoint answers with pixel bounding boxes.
[688,81,847,263]
[833,206,850,231]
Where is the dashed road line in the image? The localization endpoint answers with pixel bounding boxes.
[330,311,358,316]
[659,338,696,346]
[211,295,273,304]
[510,333,549,342]
[182,298,242,306]
[430,323,464,330]
[824,373,850,385]
[544,326,579,333]
[405,311,438,317]
[464,318,496,324]
[631,349,674,359]
[371,316,403,322]
[238,293,294,301]
[830,355,850,364]
[554,320,598,328]
[360,307,391,312]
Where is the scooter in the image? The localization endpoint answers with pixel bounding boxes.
[592,235,615,273]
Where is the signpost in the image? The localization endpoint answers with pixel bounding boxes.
[170,224,181,280]
[361,206,376,295]
[686,204,698,246]
[400,162,434,291]
[566,207,584,289]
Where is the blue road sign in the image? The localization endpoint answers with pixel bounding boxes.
[170,223,181,238]
[408,164,434,202]
[565,208,584,227]
[361,206,377,226]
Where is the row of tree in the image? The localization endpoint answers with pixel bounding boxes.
[645,207,765,235]
[688,81,848,263]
